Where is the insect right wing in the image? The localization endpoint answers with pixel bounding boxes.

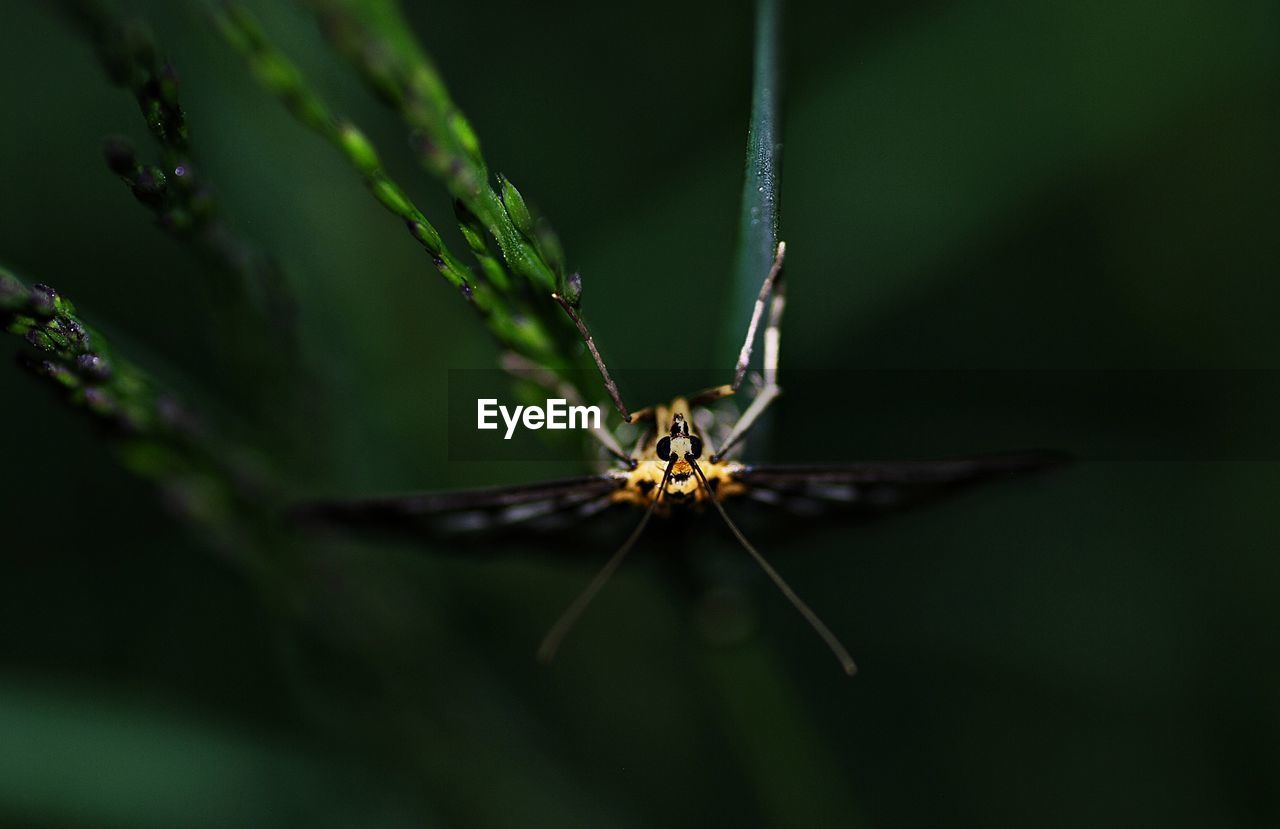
[731,450,1067,517]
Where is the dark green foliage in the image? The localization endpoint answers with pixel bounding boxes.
[211,0,576,366]
[64,0,295,334]
[63,0,189,148]
[0,267,272,555]
[1,0,1277,826]
[292,0,606,376]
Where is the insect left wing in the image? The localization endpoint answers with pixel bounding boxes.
[295,474,627,537]
[731,451,1067,516]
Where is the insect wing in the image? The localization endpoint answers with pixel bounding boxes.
[296,474,625,537]
[732,451,1066,516]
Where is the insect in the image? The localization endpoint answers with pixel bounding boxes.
[304,241,1061,675]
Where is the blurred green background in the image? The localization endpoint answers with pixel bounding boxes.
[2,0,1278,826]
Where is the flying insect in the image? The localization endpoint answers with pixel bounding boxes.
[304,242,1060,674]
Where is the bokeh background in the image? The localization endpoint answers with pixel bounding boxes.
[2,1,1278,826]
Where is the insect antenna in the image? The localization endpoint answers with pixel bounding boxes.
[688,457,858,676]
[537,458,677,663]
[551,292,631,422]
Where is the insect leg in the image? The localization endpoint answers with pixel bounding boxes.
[713,247,787,462]
[730,241,786,391]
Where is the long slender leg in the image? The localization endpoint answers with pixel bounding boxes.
[552,292,631,422]
[731,241,787,391]
[713,243,788,462]
[712,384,780,463]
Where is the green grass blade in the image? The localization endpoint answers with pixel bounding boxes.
[305,0,562,294]
[208,1,558,364]
[218,0,630,401]
[301,0,617,389]
[722,0,783,366]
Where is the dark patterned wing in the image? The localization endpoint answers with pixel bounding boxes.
[295,474,627,538]
[731,451,1067,517]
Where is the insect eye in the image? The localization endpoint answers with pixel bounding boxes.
[688,435,703,459]
[656,436,672,461]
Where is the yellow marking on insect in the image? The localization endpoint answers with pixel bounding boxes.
[609,397,749,512]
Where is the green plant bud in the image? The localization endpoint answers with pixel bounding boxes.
[131,165,167,205]
[142,99,166,138]
[25,328,56,352]
[407,219,442,251]
[51,292,77,317]
[60,317,88,349]
[457,222,484,253]
[34,359,81,389]
[255,51,298,94]
[75,353,113,381]
[450,111,483,162]
[478,259,511,291]
[452,199,485,250]
[28,285,57,318]
[336,121,381,175]
[371,180,411,216]
[499,175,534,238]
[563,271,584,306]
[409,65,447,103]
